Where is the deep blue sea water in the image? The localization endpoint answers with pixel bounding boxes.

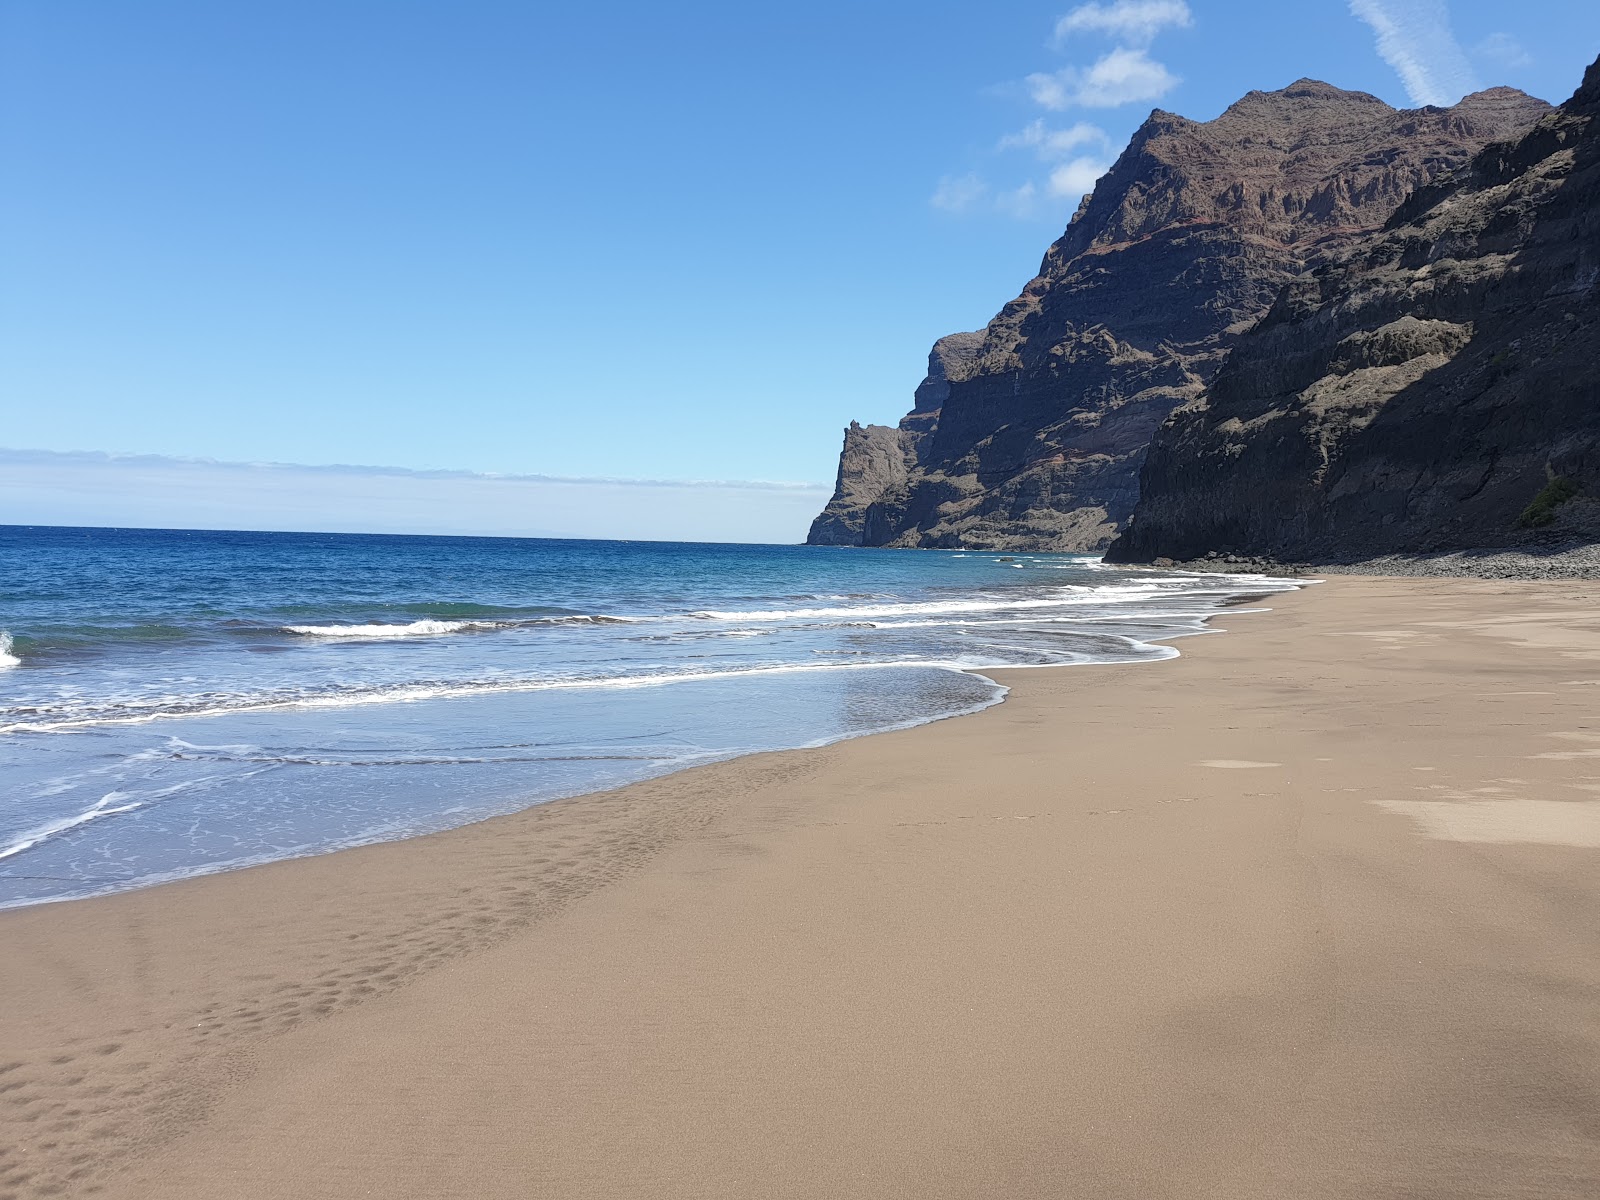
[0,526,1299,907]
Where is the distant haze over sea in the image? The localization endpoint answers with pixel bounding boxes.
[0,449,833,544]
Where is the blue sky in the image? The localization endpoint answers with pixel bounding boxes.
[3,1,1597,541]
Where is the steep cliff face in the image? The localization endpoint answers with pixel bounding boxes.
[807,333,981,545]
[810,81,1550,551]
[806,421,912,546]
[1110,56,1600,564]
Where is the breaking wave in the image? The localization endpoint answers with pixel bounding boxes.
[1,659,1008,734]
[283,614,634,638]
[686,586,1181,623]
[285,619,478,638]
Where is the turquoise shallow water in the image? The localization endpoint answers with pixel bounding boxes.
[0,526,1298,907]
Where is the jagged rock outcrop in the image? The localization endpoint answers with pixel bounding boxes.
[806,421,913,546]
[1110,55,1600,564]
[807,333,982,545]
[810,80,1550,550]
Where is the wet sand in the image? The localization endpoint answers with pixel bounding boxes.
[2,575,1599,1199]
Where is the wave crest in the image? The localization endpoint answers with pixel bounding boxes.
[285,619,478,638]
[686,588,1175,623]
[0,632,18,668]
[283,614,633,638]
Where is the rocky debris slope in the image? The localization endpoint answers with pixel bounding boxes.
[1110,55,1600,565]
[809,81,1549,551]
[1129,541,1600,580]
[1309,544,1600,580]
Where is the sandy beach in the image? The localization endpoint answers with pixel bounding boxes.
[3,574,1599,1199]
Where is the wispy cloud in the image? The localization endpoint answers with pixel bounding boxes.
[940,122,1112,218]
[1348,0,1480,107]
[1026,46,1179,110]
[930,172,990,214]
[1053,1,1192,47]
[996,122,1112,204]
[930,4,1186,221]
[998,119,1110,159]
[1474,32,1533,70]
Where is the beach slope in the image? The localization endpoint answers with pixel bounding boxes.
[3,576,1599,1198]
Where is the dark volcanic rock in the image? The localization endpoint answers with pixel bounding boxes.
[810,81,1549,551]
[1110,57,1600,564]
[806,420,914,546]
[807,333,985,545]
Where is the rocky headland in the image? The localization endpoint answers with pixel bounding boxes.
[810,79,1550,552]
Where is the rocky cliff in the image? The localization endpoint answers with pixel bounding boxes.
[809,81,1550,550]
[1109,55,1600,564]
[808,333,983,545]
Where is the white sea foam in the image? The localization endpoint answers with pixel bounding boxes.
[0,632,19,668]
[864,610,1241,630]
[283,614,632,638]
[284,619,479,638]
[687,587,1176,623]
[0,791,143,861]
[0,659,1008,734]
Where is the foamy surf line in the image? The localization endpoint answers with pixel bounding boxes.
[2,578,1307,734]
[0,659,1016,734]
[0,607,1259,736]
[685,582,1296,623]
[0,791,144,862]
[278,588,1232,637]
[284,614,635,637]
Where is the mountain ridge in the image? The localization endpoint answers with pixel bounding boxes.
[808,78,1552,550]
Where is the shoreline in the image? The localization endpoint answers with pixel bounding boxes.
[5,574,1600,1198]
[0,662,1012,913]
[0,573,1290,910]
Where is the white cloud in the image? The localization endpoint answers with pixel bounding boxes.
[931,6,1180,221]
[1053,1,1192,46]
[996,124,1114,202]
[1348,0,1480,107]
[1475,32,1533,70]
[1048,157,1111,197]
[930,172,990,213]
[1027,46,1179,109]
[998,119,1110,159]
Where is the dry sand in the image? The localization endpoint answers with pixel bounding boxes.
[3,575,1599,1199]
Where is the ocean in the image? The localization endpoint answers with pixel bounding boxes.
[0,526,1299,907]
